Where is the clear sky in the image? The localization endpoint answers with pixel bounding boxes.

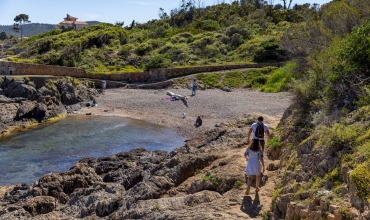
[0,0,332,26]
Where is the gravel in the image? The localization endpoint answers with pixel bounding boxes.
[86,88,293,139]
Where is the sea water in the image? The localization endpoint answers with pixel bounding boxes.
[0,115,184,186]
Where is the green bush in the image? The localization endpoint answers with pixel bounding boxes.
[349,160,370,198]
[144,55,171,71]
[202,173,218,186]
[245,69,269,89]
[199,20,220,31]
[223,71,244,88]
[233,180,244,189]
[261,61,296,92]
[268,136,283,149]
[196,73,221,88]
[318,123,360,151]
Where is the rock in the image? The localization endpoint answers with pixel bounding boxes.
[3,184,31,204]
[327,213,336,220]
[221,86,231,92]
[308,210,322,220]
[23,196,56,216]
[0,95,12,103]
[267,161,279,171]
[16,101,35,119]
[329,204,338,214]
[275,193,294,216]
[188,179,216,194]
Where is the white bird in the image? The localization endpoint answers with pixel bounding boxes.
[182,112,186,118]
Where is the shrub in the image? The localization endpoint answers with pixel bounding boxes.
[230,33,244,47]
[196,73,221,88]
[223,71,244,88]
[349,160,370,198]
[144,55,171,71]
[268,136,283,149]
[261,61,296,92]
[233,180,244,189]
[244,69,269,89]
[202,173,218,186]
[199,20,220,31]
[318,123,360,151]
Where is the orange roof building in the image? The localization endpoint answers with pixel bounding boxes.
[59,14,88,30]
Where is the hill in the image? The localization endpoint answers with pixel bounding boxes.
[0,21,100,38]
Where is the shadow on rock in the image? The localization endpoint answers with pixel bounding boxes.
[240,193,262,218]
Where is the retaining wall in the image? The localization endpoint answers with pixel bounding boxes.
[0,61,282,82]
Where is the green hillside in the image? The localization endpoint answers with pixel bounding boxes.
[5,1,315,73]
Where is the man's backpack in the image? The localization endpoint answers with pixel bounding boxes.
[255,123,264,139]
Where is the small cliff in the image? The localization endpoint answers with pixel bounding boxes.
[0,76,98,135]
[270,103,370,220]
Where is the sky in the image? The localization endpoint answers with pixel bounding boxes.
[0,0,332,26]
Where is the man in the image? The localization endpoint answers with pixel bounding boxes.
[246,116,269,152]
[195,116,202,126]
[192,79,197,96]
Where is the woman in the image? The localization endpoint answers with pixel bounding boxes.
[244,139,265,195]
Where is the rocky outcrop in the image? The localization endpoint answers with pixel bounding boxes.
[0,76,98,134]
[0,118,255,219]
[271,106,370,220]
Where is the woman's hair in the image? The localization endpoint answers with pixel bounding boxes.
[250,139,260,152]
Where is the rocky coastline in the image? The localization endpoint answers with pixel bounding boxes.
[0,115,281,219]
[0,76,98,136]
[0,83,293,219]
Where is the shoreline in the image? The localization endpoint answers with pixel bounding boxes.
[0,87,293,219]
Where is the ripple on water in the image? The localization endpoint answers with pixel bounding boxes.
[0,115,184,186]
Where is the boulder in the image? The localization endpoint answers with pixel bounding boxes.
[23,196,55,216]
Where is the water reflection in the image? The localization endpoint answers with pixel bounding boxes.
[0,115,184,186]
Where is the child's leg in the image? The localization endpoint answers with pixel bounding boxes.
[256,174,261,191]
[247,175,254,187]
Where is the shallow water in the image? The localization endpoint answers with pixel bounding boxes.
[0,115,184,186]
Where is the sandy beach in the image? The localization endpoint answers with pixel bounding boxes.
[80,87,293,139]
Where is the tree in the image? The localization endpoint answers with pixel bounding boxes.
[115,21,124,27]
[281,0,293,9]
[13,14,31,40]
[0,32,8,40]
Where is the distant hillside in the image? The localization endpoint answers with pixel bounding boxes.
[0,21,100,37]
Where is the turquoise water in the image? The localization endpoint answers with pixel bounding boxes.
[0,115,184,186]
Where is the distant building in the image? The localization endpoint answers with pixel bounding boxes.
[58,14,88,30]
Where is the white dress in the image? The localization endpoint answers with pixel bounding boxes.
[245,148,263,175]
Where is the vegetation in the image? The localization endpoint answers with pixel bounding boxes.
[4,0,322,73]
[202,173,218,186]
[232,180,244,189]
[13,14,31,41]
[270,0,370,212]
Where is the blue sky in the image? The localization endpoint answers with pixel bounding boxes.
[0,0,331,26]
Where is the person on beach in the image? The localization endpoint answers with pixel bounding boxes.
[195,116,202,126]
[192,79,197,96]
[246,116,269,152]
[244,139,265,195]
[92,98,98,107]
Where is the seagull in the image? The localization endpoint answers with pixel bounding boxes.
[182,112,186,118]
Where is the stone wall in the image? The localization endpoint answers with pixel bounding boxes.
[0,61,282,82]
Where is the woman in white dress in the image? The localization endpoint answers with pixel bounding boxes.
[244,139,265,195]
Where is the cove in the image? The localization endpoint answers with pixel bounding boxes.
[0,115,184,186]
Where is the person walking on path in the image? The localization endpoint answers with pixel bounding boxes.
[244,139,265,195]
[191,79,197,96]
[246,116,270,152]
